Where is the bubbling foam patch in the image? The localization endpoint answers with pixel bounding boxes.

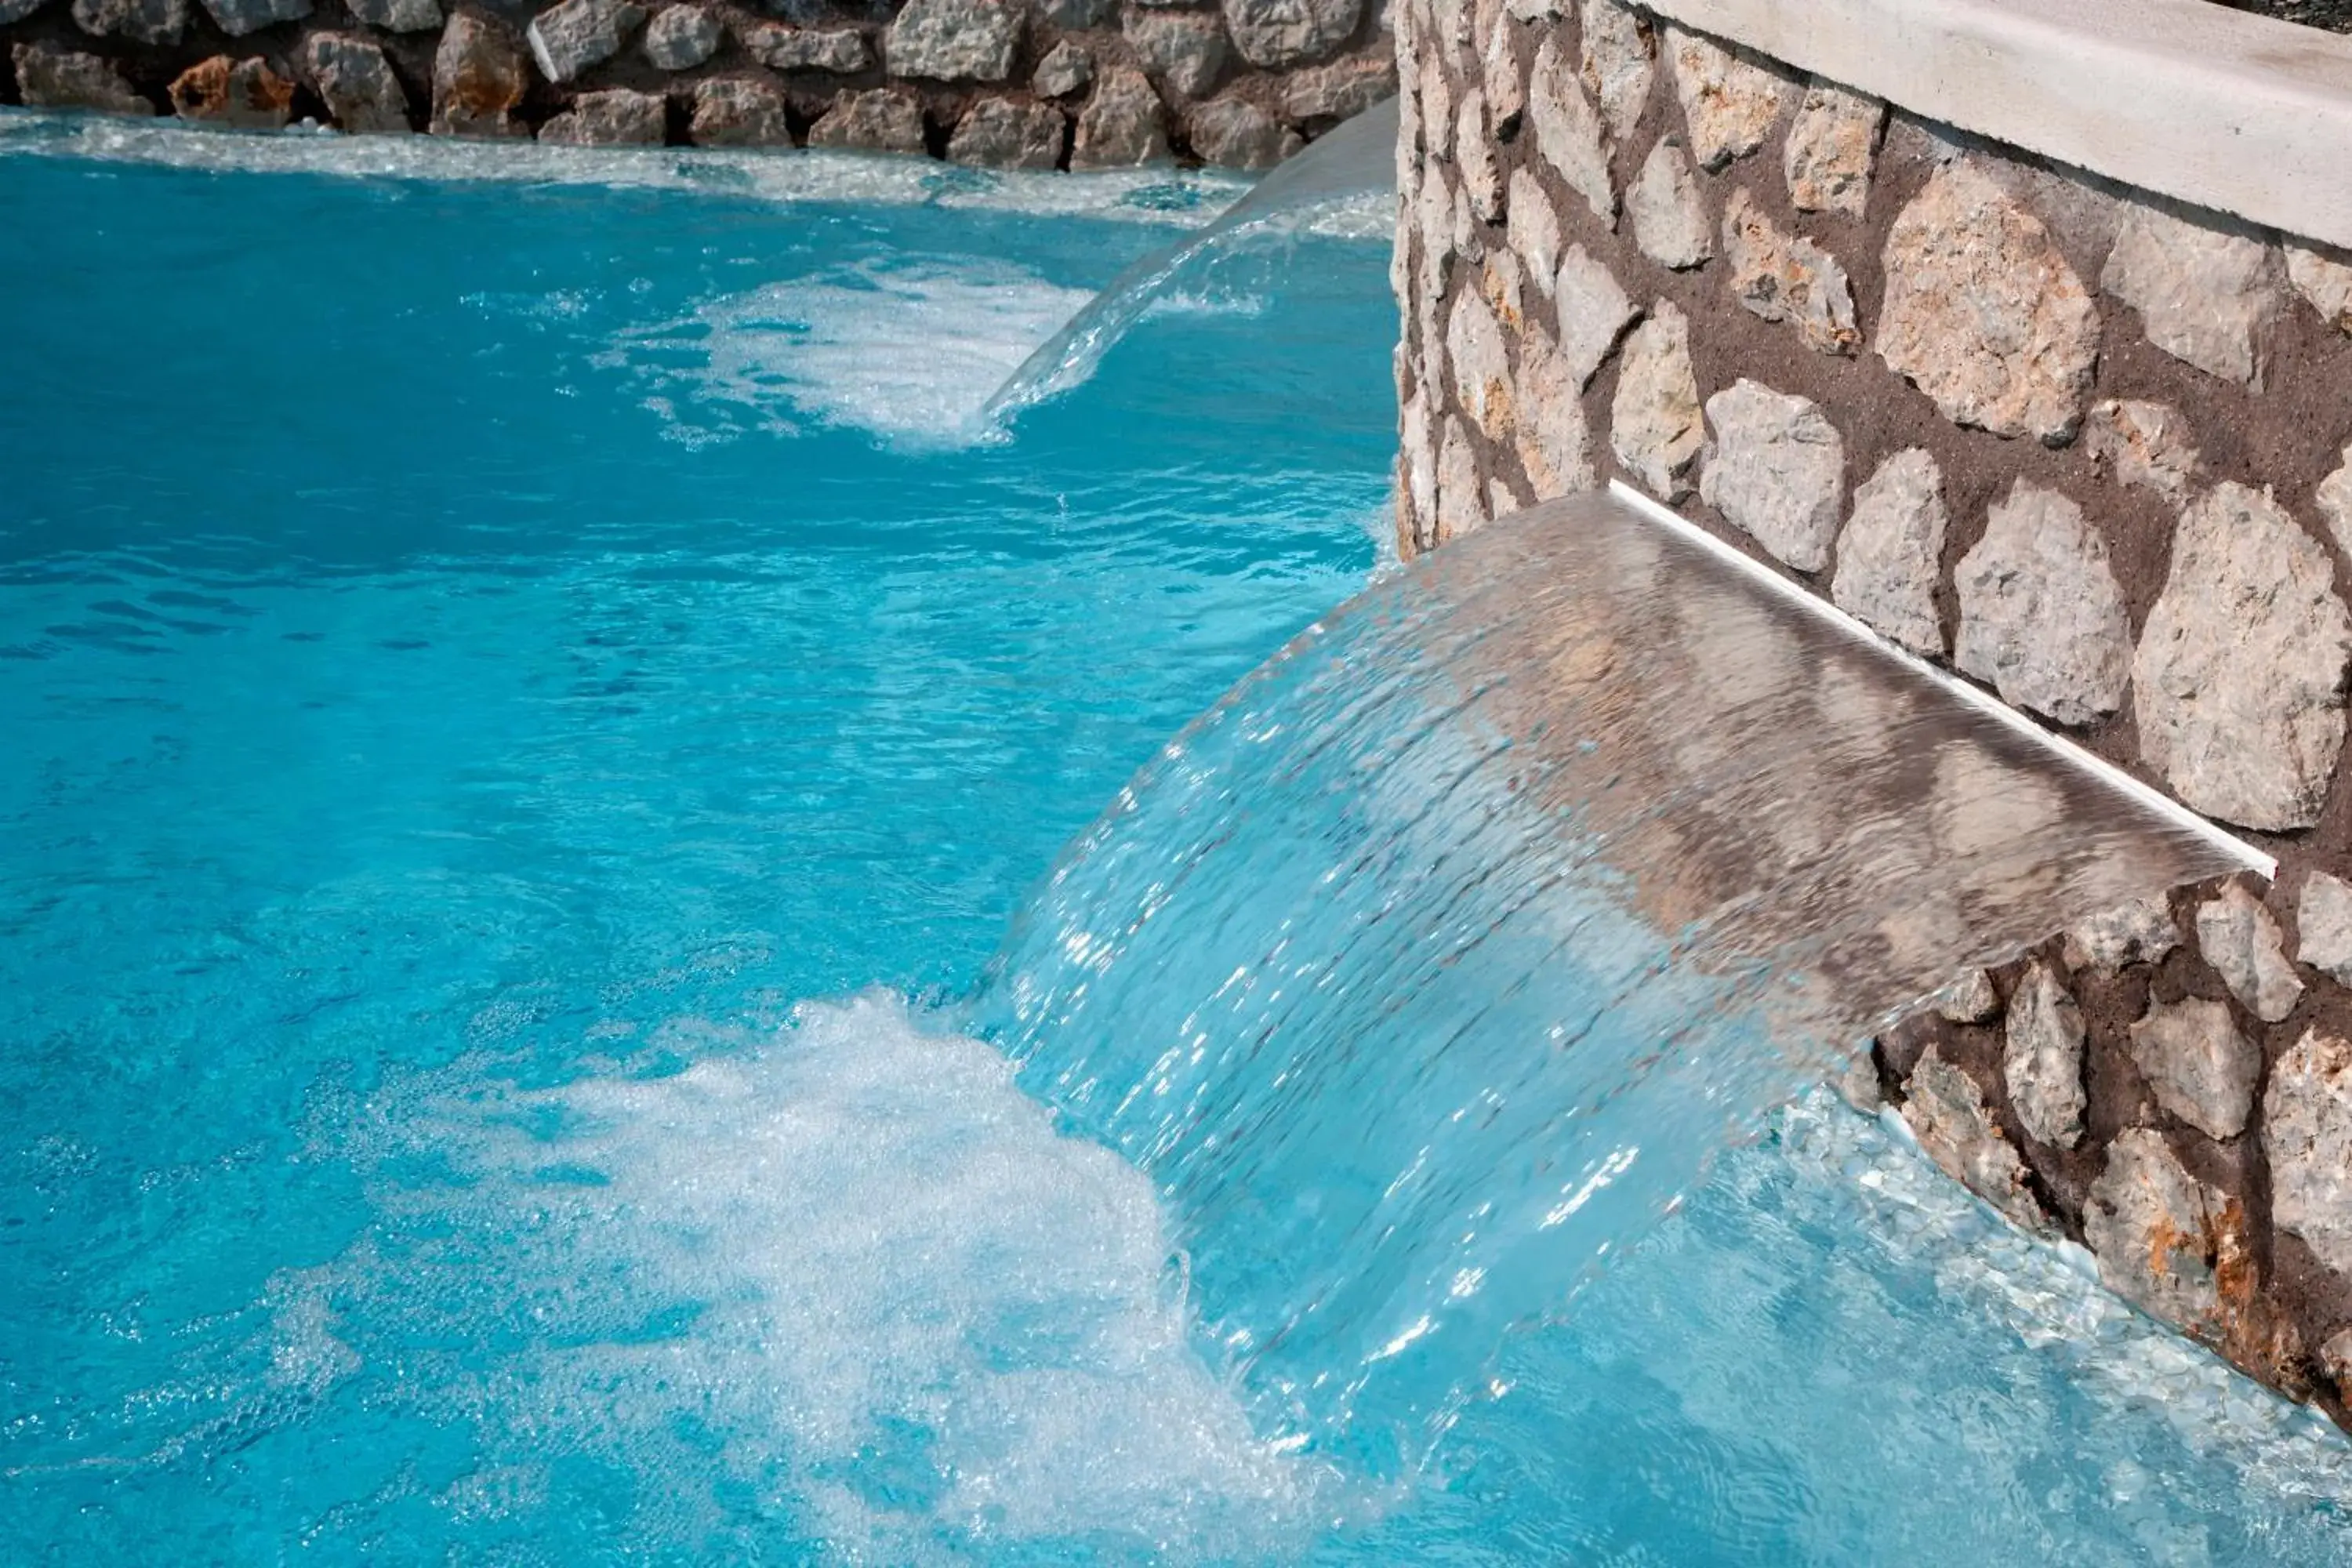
[289,992,1340,1559]
[607,261,1097,451]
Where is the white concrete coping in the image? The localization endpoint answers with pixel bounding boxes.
[1638,0,2352,253]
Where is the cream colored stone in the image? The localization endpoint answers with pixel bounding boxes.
[1831,447,1945,655]
[1529,36,1615,222]
[1515,328,1597,501]
[1628,136,1711,270]
[1955,481,2130,728]
[2194,881,2303,1025]
[1722,187,1859,355]
[2299,870,2352,989]
[1436,415,1488,539]
[2287,242,2352,336]
[1609,302,1704,502]
[1665,23,1784,171]
[1508,169,1563,299]
[2085,399,2200,506]
[1577,0,1653,141]
[2102,201,2285,389]
[1457,89,1504,221]
[2317,447,2352,564]
[2267,1029,2352,1279]
[2129,996,2259,1142]
[1446,285,1513,441]
[2085,1127,2222,1330]
[1878,161,2099,444]
[1783,78,1882,217]
[1699,379,1844,573]
[2135,482,2352,832]
[1553,244,1639,388]
[1903,1045,2046,1231]
[2063,896,2180,975]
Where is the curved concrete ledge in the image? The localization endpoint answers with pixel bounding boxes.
[1640,0,2352,251]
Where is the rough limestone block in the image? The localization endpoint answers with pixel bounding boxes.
[2084,399,2199,506]
[742,24,869,74]
[1414,45,1451,162]
[1455,90,1502,220]
[642,4,717,70]
[2129,995,2259,1142]
[808,88,925,153]
[1722,187,1859,355]
[1281,53,1392,123]
[1699,379,1843,573]
[1902,1045,2045,1231]
[1446,285,1513,442]
[2004,959,2085,1148]
[539,85,665,143]
[1483,251,1525,335]
[169,55,294,126]
[2267,1030,2352,1280]
[2135,481,2352,832]
[1553,244,1637,389]
[2102,201,2285,390]
[1221,0,1359,70]
[2287,243,2352,336]
[1610,302,1703,503]
[1514,327,1595,501]
[431,13,530,139]
[13,42,152,113]
[2085,1127,2222,1330]
[951,97,1065,169]
[1480,13,1523,136]
[1831,447,1946,656]
[1628,136,1710,270]
[2325,1328,2352,1395]
[2299,871,2352,987]
[689,76,793,146]
[1577,0,1651,142]
[1399,388,1436,548]
[1878,162,2100,445]
[1955,481,2130,727]
[2317,447,2352,564]
[1783,80,1882,218]
[1072,67,1167,168]
[1508,169,1562,299]
[887,0,1021,82]
[1184,97,1283,170]
[1436,414,1486,539]
[71,0,185,45]
[1528,37,1613,223]
[2194,881,2303,1024]
[1124,11,1227,103]
[528,0,644,85]
[1033,40,1091,99]
[1665,24,1784,171]
[1933,968,1999,1025]
[2063,895,2180,975]
[303,32,409,133]
[349,0,437,31]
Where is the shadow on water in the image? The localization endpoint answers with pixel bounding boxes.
[975,488,2251,1471]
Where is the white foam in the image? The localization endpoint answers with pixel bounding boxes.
[604,260,1098,451]
[299,992,1338,1559]
[0,107,1252,228]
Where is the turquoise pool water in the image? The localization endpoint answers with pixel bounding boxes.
[2,125,2350,1564]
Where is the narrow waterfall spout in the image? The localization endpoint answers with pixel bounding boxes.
[979,97,1400,423]
[978,488,2252,1464]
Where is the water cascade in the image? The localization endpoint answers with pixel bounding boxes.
[977,486,2255,1468]
[979,96,1401,423]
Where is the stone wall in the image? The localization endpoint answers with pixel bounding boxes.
[1392,0,2352,1427]
[0,0,1392,165]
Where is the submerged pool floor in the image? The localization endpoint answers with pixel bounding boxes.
[2,129,2349,1563]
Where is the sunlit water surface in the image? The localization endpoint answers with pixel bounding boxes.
[2,126,2350,1565]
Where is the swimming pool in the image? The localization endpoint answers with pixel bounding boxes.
[2,125,2349,1563]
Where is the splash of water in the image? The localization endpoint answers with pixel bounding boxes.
[974,489,2247,1465]
[980,98,1399,423]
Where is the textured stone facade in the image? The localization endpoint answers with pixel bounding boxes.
[1,0,1392,165]
[1396,0,2352,1431]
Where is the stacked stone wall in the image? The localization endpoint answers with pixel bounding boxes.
[0,0,1392,165]
[1395,0,2352,1428]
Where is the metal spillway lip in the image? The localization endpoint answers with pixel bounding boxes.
[1602,477,2279,884]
